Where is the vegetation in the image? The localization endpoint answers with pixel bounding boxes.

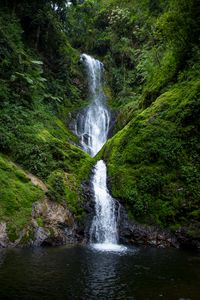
[0,155,44,240]
[92,0,200,231]
[103,78,200,229]
[0,0,93,239]
[0,0,199,241]
[65,0,200,231]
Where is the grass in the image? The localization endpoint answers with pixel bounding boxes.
[0,155,44,241]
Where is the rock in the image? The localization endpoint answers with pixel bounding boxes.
[32,227,50,246]
[27,173,48,192]
[175,226,200,249]
[30,197,78,247]
[118,206,179,248]
[0,222,9,248]
[79,180,95,242]
[0,176,95,248]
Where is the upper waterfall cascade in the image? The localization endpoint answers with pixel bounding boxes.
[75,54,125,251]
[75,54,110,157]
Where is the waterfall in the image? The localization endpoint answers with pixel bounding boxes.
[76,54,110,157]
[76,54,125,251]
[89,160,118,245]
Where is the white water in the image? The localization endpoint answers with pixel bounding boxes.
[90,160,126,252]
[76,54,110,157]
[76,54,125,252]
[90,160,118,244]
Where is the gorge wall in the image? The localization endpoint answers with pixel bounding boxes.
[0,0,199,248]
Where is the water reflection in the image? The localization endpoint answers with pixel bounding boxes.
[0,246,199,300]
[85,247,132,300]
[0,249,6,268]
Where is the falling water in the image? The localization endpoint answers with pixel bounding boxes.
[76,54,110,157]
[76,54,125,251]
[89,160,118,245]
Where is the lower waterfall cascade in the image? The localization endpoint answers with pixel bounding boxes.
[76,53,126,251]
[89,160,118,248]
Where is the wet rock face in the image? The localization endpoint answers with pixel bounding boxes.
[118,206,179,248]
[118,206,200,249]
[30,198,79,247]
[175,227,200,249]
[79,180,95,242]
[29,179,95,247]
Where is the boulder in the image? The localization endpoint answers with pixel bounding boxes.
[30,197,78,246]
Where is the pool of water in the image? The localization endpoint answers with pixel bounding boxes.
[0,245,199,300]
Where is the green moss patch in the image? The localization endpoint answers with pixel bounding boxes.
[0,155,44,241]
[103,78,200,229]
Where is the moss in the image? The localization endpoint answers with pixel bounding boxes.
[47,171,66,203]
[0,103,94,181]
[103,77,200,229]
[18,227,35,245]
[1,0,200,237]
[187,228,200,239]
[47,170,87,219]
[0,2,95,238]
[7,226,18,242]
[0,155,44,241]
[36,217,44,227]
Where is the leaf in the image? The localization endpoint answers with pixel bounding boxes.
[26,77,34,84]
[44,94,62,102]
[38,77,47,82]
[31,60,43,65]
[15,72,34,84]
[10,75,16,82]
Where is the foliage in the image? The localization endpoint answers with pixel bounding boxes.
[0,2,94,229]
[47,170,85,217]
[0,0,200,239]
[67,0,200,233]
[66,0,198,110]
[0,155,44,240]
[103,77,200,228]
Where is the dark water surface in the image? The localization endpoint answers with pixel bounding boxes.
[0,245,199,300]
